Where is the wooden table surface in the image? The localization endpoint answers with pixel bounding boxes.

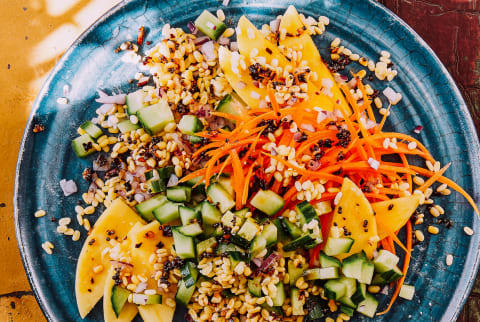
[0,0,478,321]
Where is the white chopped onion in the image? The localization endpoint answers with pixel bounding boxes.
[367,157,380,170]
[97,103,114,115]
[200,41,216,61]
[60,179,77,196]
[300,123,315,132]
[383,87,398,103]
[222,0,230,6]
[95,91,126,104]
[167,174,179,187]
[269,19,281,33]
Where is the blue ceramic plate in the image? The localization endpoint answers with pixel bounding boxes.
[14,0,480,321]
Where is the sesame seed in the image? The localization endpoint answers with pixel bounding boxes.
[34,210,46,218]
[464,226,474,236]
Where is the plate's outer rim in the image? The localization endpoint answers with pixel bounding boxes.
[13,0,480,321]
[365,2,480,321]
[13,1,134,321]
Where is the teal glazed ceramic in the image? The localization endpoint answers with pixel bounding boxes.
[14,0,480,321]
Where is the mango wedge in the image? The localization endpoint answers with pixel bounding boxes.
[235,16,333,111]
[279,6,349,114]
[329,178,378,260]
[372,195,421,240]
[75,199,145,318]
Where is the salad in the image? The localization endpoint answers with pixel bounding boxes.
[63,5,479,322]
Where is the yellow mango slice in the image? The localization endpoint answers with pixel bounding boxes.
[279,6,349,114]
[329,178,378,260]
[75,199,145,318]
[372,195,421,240]
[129,221,176,322]
[218,46,268,108]
[236,16,333,111]
[103,267,138,322]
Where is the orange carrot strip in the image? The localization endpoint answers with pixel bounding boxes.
[268,89,281,119]
[230,150,244,210]
[375,104,391,134]
[376,220,409,253]
[242,161,257,205]
[416,162,451,192]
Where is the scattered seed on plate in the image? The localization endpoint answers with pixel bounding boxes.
[446,254,453,266]
[464,226,474,236]
[34,209,46,218]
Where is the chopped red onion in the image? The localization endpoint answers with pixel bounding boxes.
[230,41,238,51]
[414,125,423,134]
[60,179,78,196]
[95,90,126,104]
[270,19,281,33]
[293,132,303,141]
[187,21,198,34]
[218,36,230,46]
[251,258,262,267]
[333,73,348,84]
[109,260,134,268]
[63,84,69,96]
[222,0,230,5]
[347,78,357,89]
[259,252,280,271]
[300,123,315,132]
[134,193,145,203]
[365,119,377,130]
[137,76,150,87]
[171,132,193,154]
[135,282,148,293]
[307,160,322,171]
[270,147,278,156]
[381,286,390,295]
[200,41,216,61]
[383,87,398,103]
[194,36,210,46]
[167,174,179,187]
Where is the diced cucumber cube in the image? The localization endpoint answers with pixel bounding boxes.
[175,279,196,306]
[178,222,203,236]
[206,183,235,213]
[324,237,354,256]
[399,284,415,300]
[177,115,203,135]
[201,201,222,225]
[304,267,339,280]
[126,89,145,115]
[153,201,182,224]
[237,218,260,242]
[80,120,103,139]
[179,206,200,225]
[319,252,342,268]
[250,190,285,216]
[131,293,162,305]
[135,195,167,222]
[172,228,195,259]
[117,119,140,133]
[356,293,379,318]
[167,186,192,202]
[72,134,96,157]
[111,285,131,317]
[194,10,227,40]
[137,101,174,135]
[373,249,400,273]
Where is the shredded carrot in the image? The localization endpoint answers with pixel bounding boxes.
[230,150,244,210]
[242,161,257,205]
[417,162,451,192]
[375,104,391,134]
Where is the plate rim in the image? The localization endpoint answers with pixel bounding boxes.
[13,0,480,321]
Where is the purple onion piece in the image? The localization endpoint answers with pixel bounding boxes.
[230,41,239,51]
[218,36,230,46]
[200,41,216,61]
[270,19,281,33]
[251,258,263,267]
[259,252,280,271]
[187,21,198,34]
[194,36,210,46]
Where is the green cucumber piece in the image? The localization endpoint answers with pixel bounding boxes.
[201,201,222,225]
[291,288,304,315]
[206,183,235,213]
[250,190,285,216]
[194,10,227,41]
[287,259,304,287]
[250,235,267,259]
[373,249,400,273]
[217,176,234,196]
[283,234,315,252]
[167,186,192,202]
[137,101,174,135]
[179,206,200,225]
[196,237,217,260]
[80,120,103,139]
[111,285,131,317]
[280,217,303,239]
[324,237,354,256]
[172,228,195,259]
[272,282,285,307]
[125,89,145,115]
[177,115,203,135]
[319,252,342,268]
[342,252,367,281]
[248,276,262,297]
[399,284,415,300]
[178,222,203,236]
[296,201,318,225]
[356,293,379,318]
[352,283,367,304]
[338,296,357,309]
[260,222,278,246]
[148,179,166,193]
[117,119,140,133]
[135,195,167,222]
[230,234,251,249]
[228,251,247,269]
[72,134,96,158]
[153,201,182,224]
[158,166,175,179]
[131,294,162,305]
[175,279,195,306]
[237,218,260,241]
[324,279,347,301]
[340,305,355,316]
[304,267,339,280]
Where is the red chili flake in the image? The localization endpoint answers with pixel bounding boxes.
[413,125,423,134]
[146,41,151,45]
[137,26,146,46]
[138,157,146,162]
[33,124,45,133]
[144,231,155,238]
